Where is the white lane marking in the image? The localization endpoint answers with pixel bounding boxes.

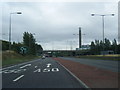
[13,69,26,73]
[13,69,21,73]
[46,63,51,67]
[13,75,24,82]
[34,69,41,72]
[57,61,89,88]
[35,66,37,68]
[20,64,31,69]
[2,70,9,73]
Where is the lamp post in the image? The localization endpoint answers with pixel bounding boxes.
[91,13,114,54]
[9,12,22,52]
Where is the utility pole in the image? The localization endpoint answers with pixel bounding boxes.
[79,27,81,48]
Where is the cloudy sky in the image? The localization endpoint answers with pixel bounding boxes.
[1,0,118,50]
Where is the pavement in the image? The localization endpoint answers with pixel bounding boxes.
[1,57,88,88]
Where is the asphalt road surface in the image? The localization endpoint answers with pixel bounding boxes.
[1,58,88,88]
[60,57,119,72]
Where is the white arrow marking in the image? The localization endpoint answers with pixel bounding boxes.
[46,63,51,67]
[13,75,24,82]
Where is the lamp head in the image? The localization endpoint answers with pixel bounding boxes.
[111,14,115,16]
[17,12,22,14]
[91,14,95,16]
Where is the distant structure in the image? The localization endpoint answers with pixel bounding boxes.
[76,45,90,50]
[79,27,81,48]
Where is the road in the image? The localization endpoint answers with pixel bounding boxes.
[60,57,119,72]
[1,58,88,88]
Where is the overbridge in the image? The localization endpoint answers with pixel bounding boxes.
[43,50,90,56]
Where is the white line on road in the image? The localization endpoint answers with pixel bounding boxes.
[1,59,40,70]
[57,61,89,88]
[20,64,31,69]
[13,75,24,82]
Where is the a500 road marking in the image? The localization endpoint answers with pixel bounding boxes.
[34,68,59,73]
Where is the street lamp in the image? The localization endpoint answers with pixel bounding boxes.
[91,13,114,54]
[9,12,22,52]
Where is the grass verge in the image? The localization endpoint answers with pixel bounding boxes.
[76,54,120,61]
[1,51,41,67]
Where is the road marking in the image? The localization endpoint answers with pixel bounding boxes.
[57,61,89,88]
[2,69,27,74]
[51,68,59,72]
[13,75,24,82]
[43,68,50,72]
[2,70,9,73]
[13,69,21,73]
[20,64,31,69]
[46,63,51,67]
[35,66,37,68]
[34,69,41,72]
[1,59,39,70]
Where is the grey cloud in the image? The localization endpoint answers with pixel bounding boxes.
[2,2,118,50]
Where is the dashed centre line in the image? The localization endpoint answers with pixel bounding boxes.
[13,75,24,82]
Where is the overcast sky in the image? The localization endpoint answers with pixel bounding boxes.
[1,0,118,50]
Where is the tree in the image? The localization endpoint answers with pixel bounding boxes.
[23,32,39,55]
[95,40,100,54]
[23,32,43,55]
[104,38,111,50]
[99,40,103,51]
[2,40,9,51]
[90,41,96,54]
[117,44,120,54]
[112,39,117,54]
[23,32,30,47]
[35,44,43,55]
[11,42,23,53]
[90,38,119,55]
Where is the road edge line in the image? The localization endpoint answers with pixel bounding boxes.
[57,61,90,89]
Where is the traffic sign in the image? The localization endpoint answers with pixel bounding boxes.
[20,46,28,54]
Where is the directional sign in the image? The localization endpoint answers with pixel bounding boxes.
[20,46,28,54]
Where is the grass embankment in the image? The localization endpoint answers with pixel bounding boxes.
[76,54,120,61]
[1,51,41,67]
